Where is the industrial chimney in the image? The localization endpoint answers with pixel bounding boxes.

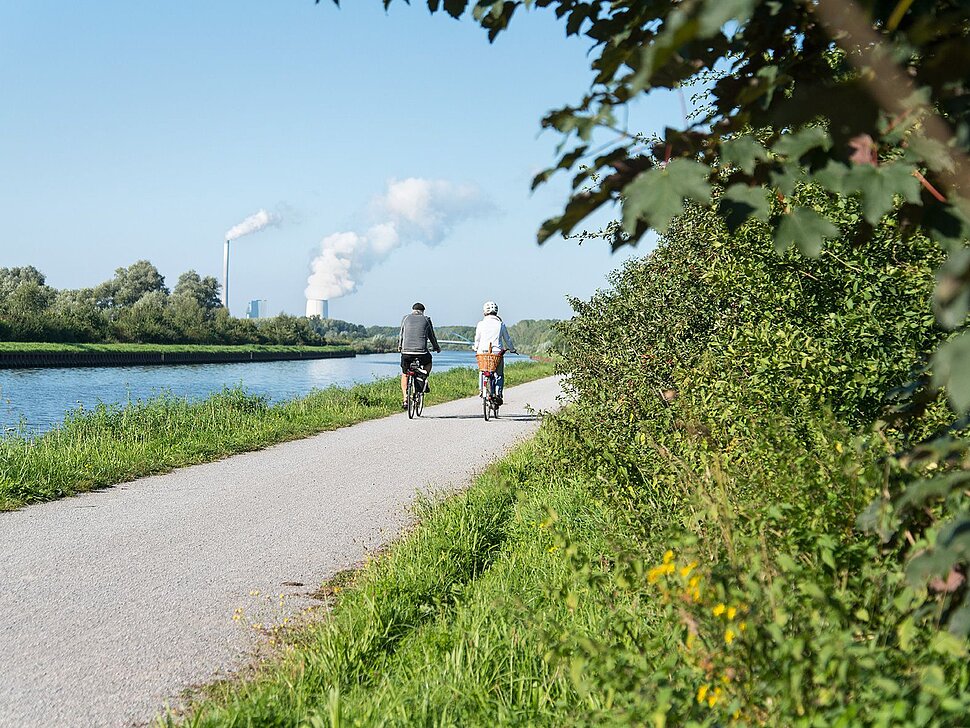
[222,239,231,312]
[305,299,328,319]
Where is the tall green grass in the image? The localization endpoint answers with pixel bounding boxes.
[162,424,607,727]
[0,361,553,510]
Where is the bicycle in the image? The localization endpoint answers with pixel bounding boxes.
[476,350,505,421]
[405,361,429,419]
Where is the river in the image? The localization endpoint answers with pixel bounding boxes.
[0,351,529,435]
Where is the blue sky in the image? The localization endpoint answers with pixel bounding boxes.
[1,1,681,325]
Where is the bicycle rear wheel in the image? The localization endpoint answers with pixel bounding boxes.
[416,381,425,417]
[483,374,492,421]
[407,376,417,419]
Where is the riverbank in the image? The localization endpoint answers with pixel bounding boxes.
[0,360,554,511]
[0,343,355,369]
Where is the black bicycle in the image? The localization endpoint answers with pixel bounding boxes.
[405,362,429,419]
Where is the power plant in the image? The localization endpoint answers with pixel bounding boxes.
[305,299,329,319]
[246,299,267,319]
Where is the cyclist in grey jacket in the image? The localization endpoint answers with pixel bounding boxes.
[399,302,441,409]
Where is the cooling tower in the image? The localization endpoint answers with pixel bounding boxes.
[305,299,328,318]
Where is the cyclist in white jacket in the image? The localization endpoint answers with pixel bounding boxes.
[473,301,516,404]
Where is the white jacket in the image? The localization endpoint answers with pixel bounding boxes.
[474,315,515,353]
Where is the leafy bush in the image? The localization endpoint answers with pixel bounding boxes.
[549,194,968,724]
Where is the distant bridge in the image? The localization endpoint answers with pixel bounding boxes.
[437,331,472,346]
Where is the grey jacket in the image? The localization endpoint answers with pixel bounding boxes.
[399,312,440,354]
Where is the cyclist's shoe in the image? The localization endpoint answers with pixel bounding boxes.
[423,382,431,393]
[401,399,407,410]
[495,395,503,405]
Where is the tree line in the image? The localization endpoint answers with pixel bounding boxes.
[0,261,564,353]
[315,319,564,356]
[0,261,326,346]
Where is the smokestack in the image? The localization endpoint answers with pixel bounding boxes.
[222,239,230,311]
[305,299,328,318]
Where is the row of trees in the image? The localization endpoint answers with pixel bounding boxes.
[0,261,326,346]
[315,319,564,356]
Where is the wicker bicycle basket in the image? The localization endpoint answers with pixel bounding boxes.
[476,352,503,372]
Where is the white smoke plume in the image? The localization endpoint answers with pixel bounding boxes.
[225,209,282,240]
[305,178,488,302]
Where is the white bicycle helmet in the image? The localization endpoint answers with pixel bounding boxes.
[483,301,499,315]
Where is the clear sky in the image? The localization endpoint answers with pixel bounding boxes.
[0,1,681,325]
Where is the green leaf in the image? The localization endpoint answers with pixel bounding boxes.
[897,617,916,652]
[810,160,848,194]
[774,207,838,257]
[720,136,768,174]
[906,548,959,586]
[622,159,711,234]
[907,136,956,174]
[698,0,756,35]
[932,332,970,412]
[925,203,970,251]
[896,471,970,512]
[935,248,970,329]
[931,632,969,659]
[721,184,770,230]
[773,127,832,161]
[443,0,467,19]
[948,596,970,636]
[844,163,921,224]
[770,166,803,196]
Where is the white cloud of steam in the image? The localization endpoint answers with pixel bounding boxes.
[304,178,489,302]
[225,209,282,240]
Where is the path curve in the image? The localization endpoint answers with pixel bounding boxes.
[0,376,562,728]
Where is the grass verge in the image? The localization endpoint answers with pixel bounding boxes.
[0,361,553,510]
[161,421,606,727]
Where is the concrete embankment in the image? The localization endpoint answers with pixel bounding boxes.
[0,348,355,369]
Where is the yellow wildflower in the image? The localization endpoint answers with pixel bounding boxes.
[697,685,709,704]
[713,603,726,617]
[724,628,736,644]
[685,633,696,650]
[679,561,698,578]
[648,563,674,583]
[708,687,722,707]
[663,550,674,564]
[727,606,737,620]
[738,621,747,632]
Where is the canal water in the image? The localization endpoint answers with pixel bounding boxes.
[0,351,529,435]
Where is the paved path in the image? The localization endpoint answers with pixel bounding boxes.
[0,376,562,728]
